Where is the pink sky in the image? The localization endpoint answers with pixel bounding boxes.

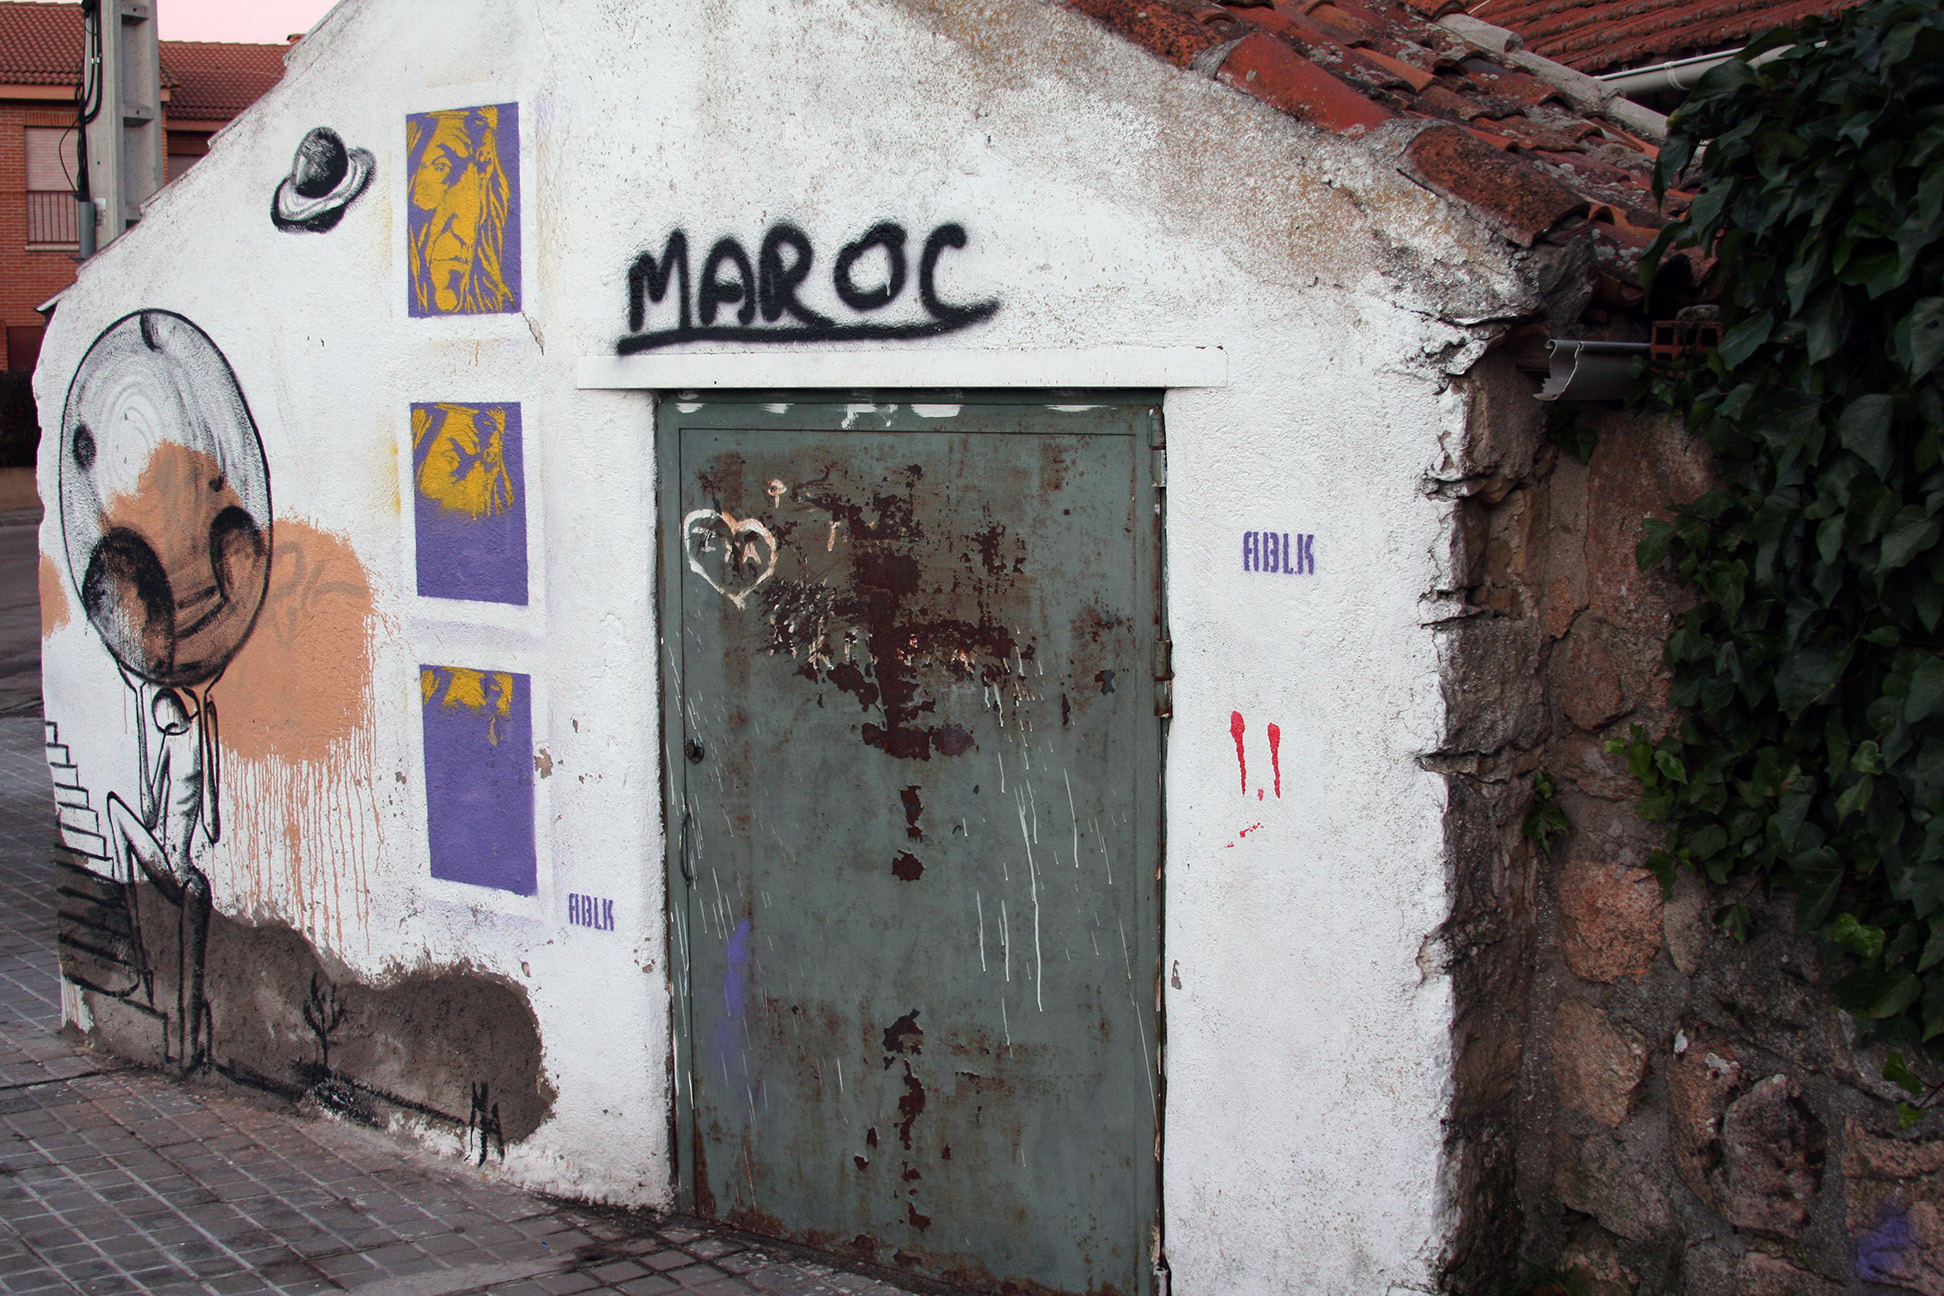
[157,0,338,42]
[16,0,339,42]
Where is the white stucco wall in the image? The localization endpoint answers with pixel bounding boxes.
[34,0,1540,1290]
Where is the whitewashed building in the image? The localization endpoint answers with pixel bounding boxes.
[32,0,1674,1291]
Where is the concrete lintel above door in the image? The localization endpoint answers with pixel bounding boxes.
[576,347,1227,390]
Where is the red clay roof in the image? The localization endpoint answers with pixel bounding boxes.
[0,3,283,118]
[1469,0,1865,74]
[1066,0,1684,273]
[0,0,81,86]
[159,40,287,121]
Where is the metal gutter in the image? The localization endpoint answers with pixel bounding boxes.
[1595,45,1790,98]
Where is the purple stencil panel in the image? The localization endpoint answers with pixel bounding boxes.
[421,665,536,895]
[411,402,528,605]
[407,102,521,317]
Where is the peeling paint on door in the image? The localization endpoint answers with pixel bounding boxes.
[661,397,1163,1296]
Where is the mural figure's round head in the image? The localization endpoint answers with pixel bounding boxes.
[58,311,272,689]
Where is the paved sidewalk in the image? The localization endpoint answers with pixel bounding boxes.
[0,715,923,1296]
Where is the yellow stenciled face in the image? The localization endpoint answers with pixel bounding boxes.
[413,404,514,520]
[422,666,516,746]
[408,107,513,316]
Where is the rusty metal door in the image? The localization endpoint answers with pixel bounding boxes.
[659,395,1163,1296]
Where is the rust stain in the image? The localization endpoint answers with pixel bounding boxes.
[891,852,925,882]
[38,550,69,638]
[746,460,1035,761]
[725,1203,788,1238]
[882,1010,923,1062]
[895,1064,926,1149]
[900,785,923,840]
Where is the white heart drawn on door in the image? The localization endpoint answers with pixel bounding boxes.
[682,509,779,608]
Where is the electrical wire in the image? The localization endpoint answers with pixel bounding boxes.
[73,0,102,204]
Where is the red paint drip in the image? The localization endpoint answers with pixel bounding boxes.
[1266,722,1282,798]
[1230,711,1247,794]
[1238,822,1263,838]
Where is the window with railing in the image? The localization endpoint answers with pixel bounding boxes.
[24,128,78,248]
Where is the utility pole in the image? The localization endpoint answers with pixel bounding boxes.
[75,0,164,259]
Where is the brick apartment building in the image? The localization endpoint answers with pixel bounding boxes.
[0,2,286,377]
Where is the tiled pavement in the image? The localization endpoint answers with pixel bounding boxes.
[0,714,925,1296]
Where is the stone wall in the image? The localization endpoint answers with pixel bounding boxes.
[1440,349,1944,1296]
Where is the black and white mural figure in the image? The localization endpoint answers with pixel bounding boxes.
[271,127,375,233]
[58,310,272,1075]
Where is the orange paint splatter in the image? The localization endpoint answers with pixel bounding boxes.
[38,551,69,639]
[210,520,382,954]
[218,520,373,764]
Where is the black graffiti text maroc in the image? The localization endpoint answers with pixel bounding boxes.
[618,220,999,353]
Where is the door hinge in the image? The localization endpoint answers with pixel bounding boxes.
[1153,639,1173,718]
[1151,444,1167,489]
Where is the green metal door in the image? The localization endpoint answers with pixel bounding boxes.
[659,395,1163,1296]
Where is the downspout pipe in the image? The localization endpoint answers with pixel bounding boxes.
[1535,340,1651,403]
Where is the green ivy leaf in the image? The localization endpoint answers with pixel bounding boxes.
[1837,775,1876,820]
[1524,770,1570,860]
[1775,643,1856,717]
[1635,0,1944,1062]
[1885,1048,1925,1095]
[1638,518,1675,570]
[1885,512,1943,572]
[1918,917,1944,973]
[1718,312,1777,368]
[1907,657,1944,725]
[1837,911,1889,959]
[1841,394,1897,479]
[1687,825,1729,860]
[1841,970,1924,1019]
[1805,285,1849,362]
[1903,297,1944,378]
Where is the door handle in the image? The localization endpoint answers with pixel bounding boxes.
[678,806,695,886]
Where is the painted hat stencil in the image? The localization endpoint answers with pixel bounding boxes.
[272,127,374,233]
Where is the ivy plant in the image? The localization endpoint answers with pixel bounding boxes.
[1634,0,1944,1058]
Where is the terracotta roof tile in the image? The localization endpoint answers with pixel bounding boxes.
[1218,30,1395,130]
[1406,123,1586,244]
[159,40,288,122]
[1064,0,1682,261]
[1470,0,1865,74]
[1069,0,1230,66]
[1363,46,1438,90]
[0,1,80,87]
